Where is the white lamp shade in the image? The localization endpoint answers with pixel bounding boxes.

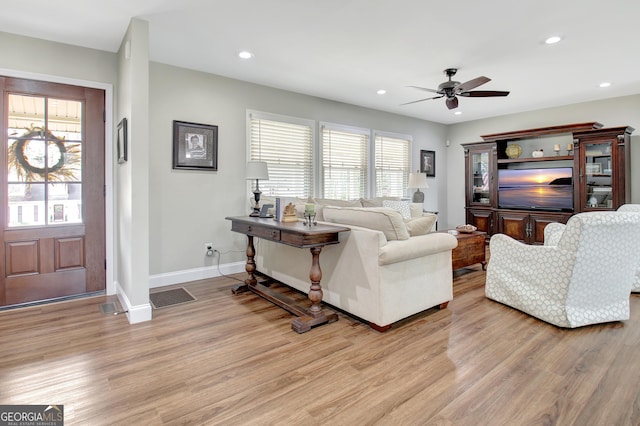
[246,161,269,180]
[408,172,429,189]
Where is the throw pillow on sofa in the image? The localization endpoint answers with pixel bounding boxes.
[322,206,410,241]
[382,199,411,219]
[404,214,437,236]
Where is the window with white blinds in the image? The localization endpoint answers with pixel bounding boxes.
[321,124,369,200]
[248,112,314,197]
[374,133,411,197]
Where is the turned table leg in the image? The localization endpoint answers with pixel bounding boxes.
[291,246,338,333]
[232,235,256,294]
[307,246,324,316]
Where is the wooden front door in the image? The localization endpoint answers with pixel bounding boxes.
[0,77,105,307]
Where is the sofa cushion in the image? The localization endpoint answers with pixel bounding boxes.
[313,198,362,208]
[361,196,401,207]
[322,206,410,241]
[382,199,411,219]
[405,214,437,236]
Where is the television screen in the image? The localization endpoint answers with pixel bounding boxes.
[498,167,573,211]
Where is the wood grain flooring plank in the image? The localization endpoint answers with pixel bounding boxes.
[1,267,639,425]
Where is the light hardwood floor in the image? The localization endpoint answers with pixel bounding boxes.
[1,266,640,425]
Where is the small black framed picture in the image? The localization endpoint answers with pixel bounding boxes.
[420,150,435,177]
[117,117,128,164]
[172,120,218,171]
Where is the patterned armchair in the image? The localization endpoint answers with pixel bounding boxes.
[617,204,640,292]
[486,212,640,328]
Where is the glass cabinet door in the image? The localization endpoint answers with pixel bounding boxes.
[470,150,491,205]
[583,141,613,209]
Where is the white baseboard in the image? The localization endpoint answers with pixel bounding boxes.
[116,281,152,324]
[149,261,246,289]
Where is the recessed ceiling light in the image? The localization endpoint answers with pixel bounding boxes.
[377,89,386,95]
[238,51,254,59]
[545,36,562,44]
[454,111,462,115]
[599,82,612,88]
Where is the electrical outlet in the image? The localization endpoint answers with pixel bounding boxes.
[205,243,214,256]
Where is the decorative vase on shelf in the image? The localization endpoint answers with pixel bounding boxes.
[505,144,522,159]
[532,149,544,158]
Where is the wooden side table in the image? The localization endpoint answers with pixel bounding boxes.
[445,230,487,271]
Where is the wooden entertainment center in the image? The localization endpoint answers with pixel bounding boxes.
[462,122,635,244]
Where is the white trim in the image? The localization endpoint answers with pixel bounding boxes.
[0,67,116,297]
[319,121,370,135]
[373,129,413,142]
[149,261,246,289]
[246,109,315,129]
[116,281,152,324]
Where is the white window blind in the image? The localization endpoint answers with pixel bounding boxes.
[321,124,368,200]
[374,133,411,197]
[248,113,313,197]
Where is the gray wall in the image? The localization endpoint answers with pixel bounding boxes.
[149,62,448,275]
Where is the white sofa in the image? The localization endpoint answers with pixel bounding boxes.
[253,198,458,331]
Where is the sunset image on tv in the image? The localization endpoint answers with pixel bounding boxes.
[498,167,573,210]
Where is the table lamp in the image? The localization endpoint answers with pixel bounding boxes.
[408,171,429,203]
[246,161,269,217]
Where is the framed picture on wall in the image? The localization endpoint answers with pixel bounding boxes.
[420,150,435,177]
[172,120,218,171]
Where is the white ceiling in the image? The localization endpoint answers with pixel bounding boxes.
[3,0,639,124]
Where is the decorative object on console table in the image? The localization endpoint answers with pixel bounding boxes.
[420,150,436,177]
[304,203,317,226]
[282,202,298,222]
[172,120,218,171]
[275,197,296,222]
[246,161,269,217]
[408,171,429,203]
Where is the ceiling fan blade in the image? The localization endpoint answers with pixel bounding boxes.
[445,97,459,109]
[407,85,440,94]
[459,90,510,97]
[400,95,444,106]
[454,76,490,93]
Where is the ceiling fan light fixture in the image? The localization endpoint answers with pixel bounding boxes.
[402,68,509,110]
[545,35,562,45]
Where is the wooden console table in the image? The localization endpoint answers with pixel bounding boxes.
[226,216,349,333]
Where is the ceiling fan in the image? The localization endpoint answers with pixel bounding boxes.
[403,68,510,110]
